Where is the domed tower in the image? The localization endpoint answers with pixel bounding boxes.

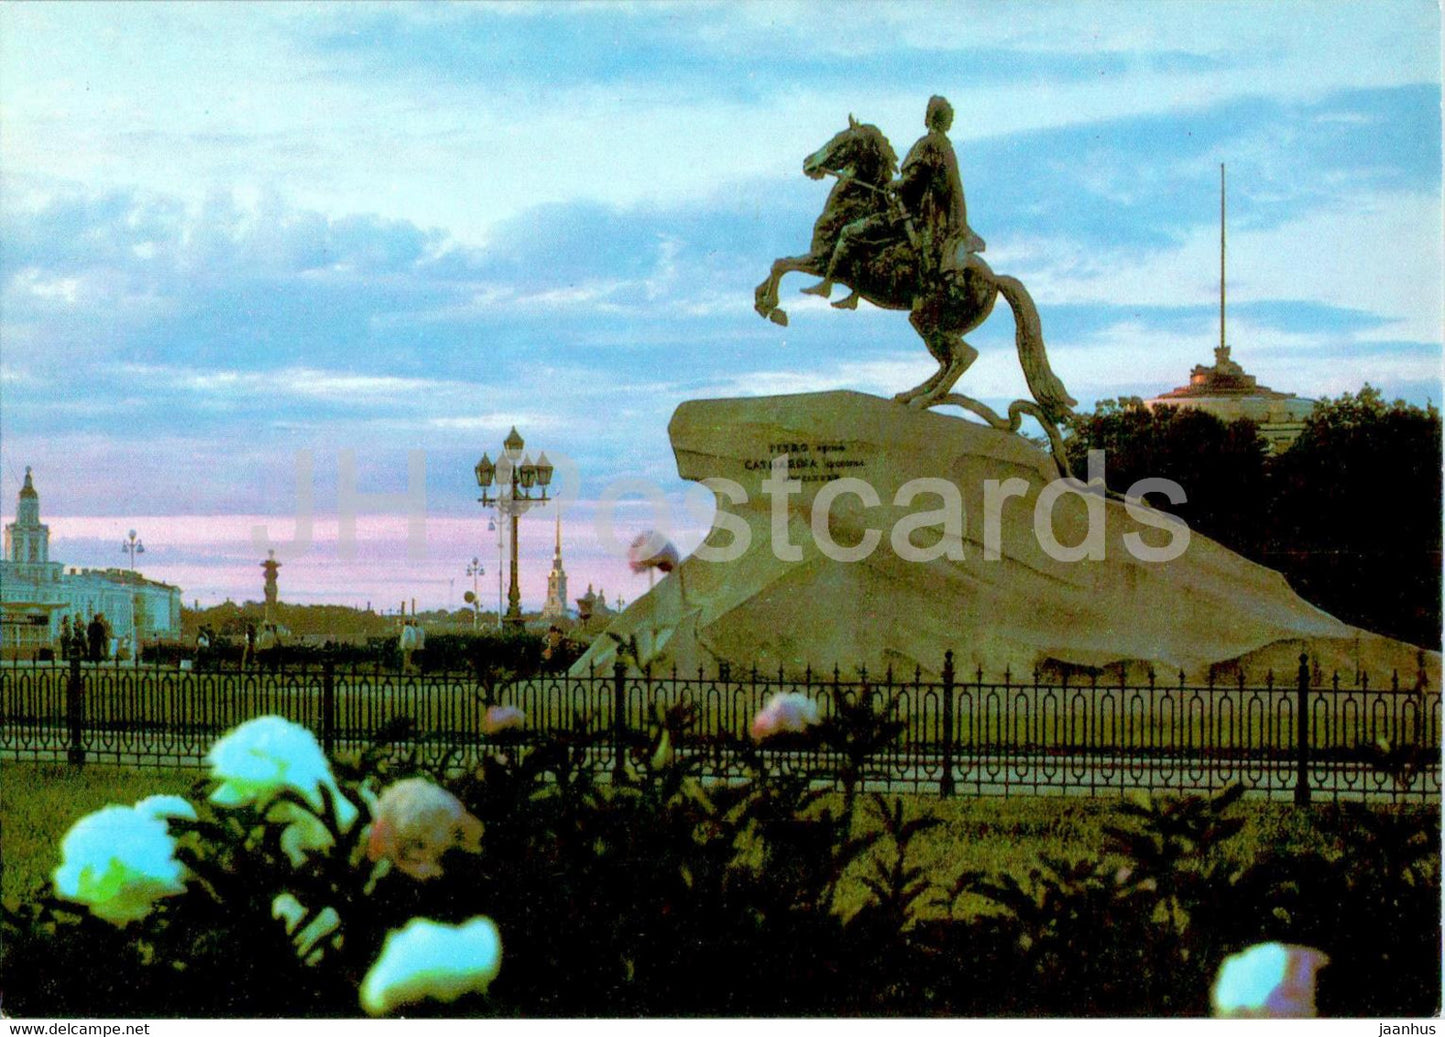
[5,467,50,566]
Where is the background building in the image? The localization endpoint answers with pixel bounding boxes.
[1143,345,1315,452]
[1143,169,1317,453]
[0,468,182,659]
[573,583,618,636]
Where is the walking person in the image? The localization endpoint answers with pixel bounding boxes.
[399,620,420,673]
[87,614,106,662]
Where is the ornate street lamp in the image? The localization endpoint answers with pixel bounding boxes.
[120,529,145,570]
[117,529,147,665]
[475,427,553,634]
[465,556,485,630]
[490,518,501,631]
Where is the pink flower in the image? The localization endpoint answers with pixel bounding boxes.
[366,778,483,881]
[628,532,679,574]
[483,705,525,735]
[750,692,821,740]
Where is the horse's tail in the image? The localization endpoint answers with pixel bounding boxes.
[994,273,1077,425]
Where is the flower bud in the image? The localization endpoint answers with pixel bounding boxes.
[272,894,340,965]
[483,705,525,735]
[750,692,821,740]
[1212,942,1330,1018]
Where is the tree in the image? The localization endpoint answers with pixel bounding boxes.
[1063,387,1442,650]
[1063,398,1271,558]
[1264,386,1441,649]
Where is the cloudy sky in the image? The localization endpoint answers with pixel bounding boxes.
[2,1,1440,614]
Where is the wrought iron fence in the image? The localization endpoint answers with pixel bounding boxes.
[1,652,1438,802]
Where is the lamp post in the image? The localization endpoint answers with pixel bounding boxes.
[466,557,485,630]
[120,529,145,570]
[490,518,502,631]
[118,530,146,665]
[475,427,553,634]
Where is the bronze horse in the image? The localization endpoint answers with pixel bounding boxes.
[754,117,1076,458]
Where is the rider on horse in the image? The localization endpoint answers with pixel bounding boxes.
[803,95,986,309]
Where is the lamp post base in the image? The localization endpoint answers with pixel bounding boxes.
[502,612,526,635]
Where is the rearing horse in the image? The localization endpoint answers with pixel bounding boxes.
[754,117,1077,464]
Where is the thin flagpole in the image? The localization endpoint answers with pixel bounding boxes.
[1220,162,1226,355]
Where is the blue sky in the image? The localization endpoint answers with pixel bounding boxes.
[2,1,1440,613]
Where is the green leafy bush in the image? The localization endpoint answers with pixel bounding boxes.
[3,693,1438,1017]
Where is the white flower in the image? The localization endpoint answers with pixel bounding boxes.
[53,797,196,926]
[1212,942,1330,1018]
[750,692,821,740]
[359,916,502,1016]
[366,778,483,881]
[206,716,358,847]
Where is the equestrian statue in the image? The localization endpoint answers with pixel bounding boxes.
[754,96,1077,473]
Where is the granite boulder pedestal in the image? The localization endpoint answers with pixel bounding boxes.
[571,391,1438,687]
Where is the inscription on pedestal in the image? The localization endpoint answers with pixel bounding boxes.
[741,441,870,484]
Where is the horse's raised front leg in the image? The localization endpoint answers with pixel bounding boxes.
[754,253,821,327]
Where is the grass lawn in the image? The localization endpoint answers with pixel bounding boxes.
[2,763,202,910]
[2,760,1353,919]
[829,791,1355,919]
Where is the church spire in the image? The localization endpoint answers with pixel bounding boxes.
[542,509,569,620]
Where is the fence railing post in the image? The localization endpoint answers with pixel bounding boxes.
[66,655,86,767]
[321,660,336,756]
[612,659,628,783]
[940,650,956,798]
[1294,652,1311,805]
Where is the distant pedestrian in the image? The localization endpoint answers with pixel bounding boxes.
[243,623,256,670]
[70,618,87,661]
[59,616,72,661]
[399,620,422,673]
[196,627,211,670]
[87,614,106,662]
